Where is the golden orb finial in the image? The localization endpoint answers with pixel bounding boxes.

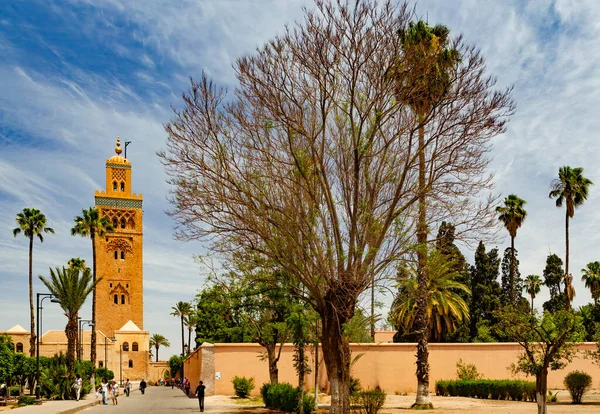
[115,136,122,155]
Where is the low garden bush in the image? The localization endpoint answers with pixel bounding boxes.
[563,371,592,404]
[17,395,36,406]
[351,388,387,414]
[435,380,535,402]
[232,376,255,398]
[261,382,315,413]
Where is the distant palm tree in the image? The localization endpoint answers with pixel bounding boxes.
[496,194,528,305]
[549,166,593,308]
[523,274,542,314]
[390,250,471,341]
[39,266,98,371]
[71,207,113,368]
[13,207,55,357]
[68,257,87,270]
[171,301,192,356]
[149,334,170,362]
[581,262,600,304]
[185,313,199,352]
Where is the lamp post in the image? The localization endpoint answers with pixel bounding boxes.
[119,344,123,387]
[36,293,60,404]
[104,335,116,370]
[78,319,93,362]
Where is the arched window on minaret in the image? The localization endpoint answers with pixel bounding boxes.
[113,181,118,192]
[120,251,125,260]
[112,218,118,228]
[114,251,118,260]
[121,294,125,304]
[132,342,138,351]
[123,342,129,351]
[114,294,118,304]
[16,343,23,353]
[120,181,125,192]
[120,218,126,229]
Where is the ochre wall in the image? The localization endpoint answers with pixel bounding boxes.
[185,342,600,396]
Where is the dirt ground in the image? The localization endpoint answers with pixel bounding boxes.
[215,389,600,413]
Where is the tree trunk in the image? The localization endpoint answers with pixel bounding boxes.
[188,328,192,354]
[264,342,280,384]
[297,344,306,414]
[530,295,534,315]
[510,236,515,305]
[413,123,432,408]
[535,367,548,414]
[66,316,78,372]
[370,276,375,341]
[155,346,159,362]
[28,237,36,357]
[564,211,570,309]
[181,316,185,356]
[90,233,97,387]
[321,290,354,414]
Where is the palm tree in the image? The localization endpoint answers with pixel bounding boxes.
[185,313,199,353]
[71,207,113,368]
[68,257,87,270]
[13,207,55,357]
[581,262,600,304]
[390,250,471,341]
[149,334,170,362]
[523,274,542,314]
[549,166,594,308]
[171,301,192,356]
[38,266,98,371]
[496,194,528,305]
[396,20,460,408]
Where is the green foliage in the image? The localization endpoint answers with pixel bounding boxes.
[40,353,73,400]
[0,334,15,384]
[351,389,387,414]
[94,367,114,388]
[232,376,255,398]
[546,390,559,403]
[343,309,374,343]
[435,380,535,401]
[75,360,94,379]
[349,376,362,396]
[149,334,170,362]
[10,386,19,397]
[168,355,184,378]
[194,284,248,343]
[17,395,36,406]
[261,382,309,412]
[500,247,524,305]
[563,371,592,404]
[455,359,482,381]
[469,242,501,340]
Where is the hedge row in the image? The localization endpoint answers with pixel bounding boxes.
[435,380,536,402]
[260,382,315,413]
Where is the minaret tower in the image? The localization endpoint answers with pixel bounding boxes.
[94,137,144,338]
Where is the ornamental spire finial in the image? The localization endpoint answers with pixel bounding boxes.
[115,136,122,155]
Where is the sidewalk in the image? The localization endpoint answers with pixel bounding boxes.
[10,382,139,414]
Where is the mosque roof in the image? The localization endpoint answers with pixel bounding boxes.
[107,137,131,165]
[117,320,142,332]
[6,324,28,333]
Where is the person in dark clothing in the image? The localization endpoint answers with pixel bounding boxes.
[195,381,206,412]
[184,377,190,396]
[139,379,147,395]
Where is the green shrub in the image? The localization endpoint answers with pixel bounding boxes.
[302,393,316,414]
[349,376,362,396]
[232,376,255,398]
[546,391,558,403]
[456,359,483,381]
[17,395,36,406]
[352,389,386,414]
[260,383,273,407]
[563,371,592,404]
[9,386,19,397]
[435,380,535,402]
[261,382,304,412]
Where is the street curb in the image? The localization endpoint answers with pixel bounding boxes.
[56,399,101,414]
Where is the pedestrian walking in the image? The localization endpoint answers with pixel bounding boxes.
[140,379,147,395]
[184,377,190,396]
[110,381,119,405]
[98,378,109,405]
[125,379,131,397]
[73,374,82,401]
[195,381,206,412]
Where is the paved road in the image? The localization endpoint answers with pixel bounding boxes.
[83,387,229,414]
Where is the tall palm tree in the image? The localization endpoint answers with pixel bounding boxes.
[549,166,594,308]
[523,274,542,314]
[185,313,199,353]
[496,194,528,305]
[38,266,98,371]
[581,262,600,304]
[396,20,460,408]
[390,250,471,342]
[171,301,192,356]
[71,207,113,368]
[13,207,55,357]
[68,257,87,361]
[149,334,170,362]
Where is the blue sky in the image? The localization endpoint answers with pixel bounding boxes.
[1,0,600,358]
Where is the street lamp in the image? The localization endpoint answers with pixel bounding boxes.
[36,293,60,404]
[78,319,93,361]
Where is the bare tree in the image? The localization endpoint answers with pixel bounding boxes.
[159,1,513,412]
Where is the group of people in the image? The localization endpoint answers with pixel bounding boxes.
[96,378,136,405]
